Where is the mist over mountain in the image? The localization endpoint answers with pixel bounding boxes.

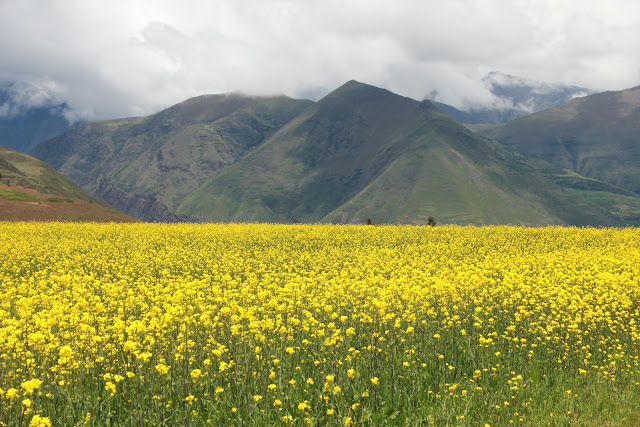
[430,72,593,124]
[0,81,75,152]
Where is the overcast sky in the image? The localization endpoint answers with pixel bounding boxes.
[1,0,639,122]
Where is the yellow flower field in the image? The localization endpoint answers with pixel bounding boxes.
[1,222,640,425]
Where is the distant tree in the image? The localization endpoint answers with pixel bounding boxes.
[427,216,437,226]
[366,218,373,225]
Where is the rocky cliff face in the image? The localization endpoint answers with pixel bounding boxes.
[95,179,187,222]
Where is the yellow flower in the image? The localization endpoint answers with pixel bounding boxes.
[185,395,196,405]
[253,395,262,402]
[58,345,73,358]
[190,369,202,379]
[21,379,43,395]
[371,377,380,385]
[155,363,170,375]
[123,340,138,352]
[29,415,52,427]
[22,398,32,407]
[105,381,116,396]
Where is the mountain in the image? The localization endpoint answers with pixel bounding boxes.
[0,83,74,152]
[474,85,640,196]
[0,145,136,222]
[430,72,592,124]
[31,94,314,221]
[31,81,640,226]
[176,81,640,226]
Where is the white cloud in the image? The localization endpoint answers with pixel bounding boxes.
[0,0,639,119]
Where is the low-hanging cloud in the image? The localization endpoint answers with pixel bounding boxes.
[1,0,639,121]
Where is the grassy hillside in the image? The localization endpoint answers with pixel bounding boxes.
[31,94,313,221]
[178,81,640,226]
[0,145,136,222]
[475,85,640,195]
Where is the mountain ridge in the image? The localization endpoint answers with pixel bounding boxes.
[31,94,313,221]
[30,80,640,226]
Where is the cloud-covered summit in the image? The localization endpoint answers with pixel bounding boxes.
[429,72,593,124]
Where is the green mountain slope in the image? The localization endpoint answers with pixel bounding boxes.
[475,85,640,195]
[30,94,313,221]
[178,81,640,226]
[0,145,136,222]
[30,81,640,226]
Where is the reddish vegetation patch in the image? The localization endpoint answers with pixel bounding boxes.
[31,169,43,174]
[0,199,139,222]
[16,185,41,194]
[0,182,138,222]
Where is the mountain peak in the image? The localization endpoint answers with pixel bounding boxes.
[321,80,376,97]
[319,80,415,109]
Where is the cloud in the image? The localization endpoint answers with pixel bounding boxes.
[1,0,639,120]
[0,79,76,120]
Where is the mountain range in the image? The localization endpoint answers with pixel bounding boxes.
[29,80,640,226]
